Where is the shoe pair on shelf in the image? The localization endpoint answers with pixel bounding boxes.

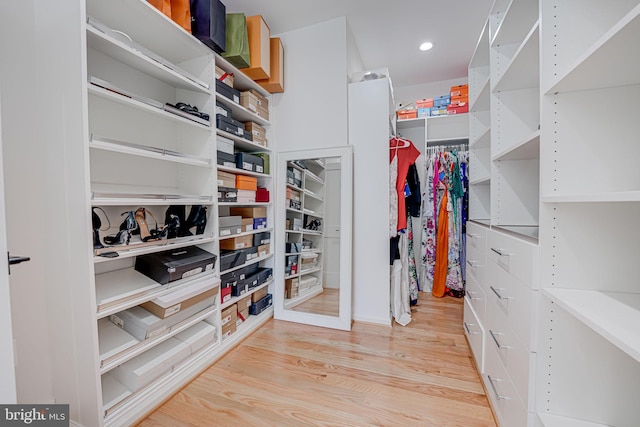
[94,205,207,248]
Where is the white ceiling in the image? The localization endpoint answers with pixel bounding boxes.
[221,0,494,88]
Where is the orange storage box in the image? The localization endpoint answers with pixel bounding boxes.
[450,84,468,97]
[451,95,468,105]
[239,15,271,80]
[447,103,469,115]
[257,38,284,93]
[416,98,434,108]
[397,109,417,120]
[236,175,258,191]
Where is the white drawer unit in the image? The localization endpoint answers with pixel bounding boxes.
[464,297,485,373]
[467,221,489,254]
[487,229,539,290]
[486,297,537,409]
[487,260,539,351]
[484,344,529,427]
[466,273,486,323]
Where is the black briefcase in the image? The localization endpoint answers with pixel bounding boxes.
[190,0,226,53]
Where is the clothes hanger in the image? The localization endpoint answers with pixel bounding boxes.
[389,137,411,149]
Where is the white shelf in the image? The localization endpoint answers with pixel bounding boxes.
[304,170,324,185]
[216,165,270,180]
[303,209,323,218]
[491,0,539,48]
[284,285,323,310]
[492,130,540,161]
[543,288,640,364]
[94,236,216,264]
[286,207,303,214]
[220,280,272,310]
[300,267,322,276]
[426,137,469,145]
[470,76,490,112]
[287,183,303,193]
[91,194,214,206]
[218,201,271,207]
[86,24,209,94]
[219,253,273,276]
[494,225,539,241]
[537,413,610,427]
[214,54,270,97]
[542,191,640,204]
[396,117,426,130]
[470,127,491,149]
[469,20,490,69]
[215,94,270,127]
[426,114,469,142]
[88,85,212,130]
[303,189,323,202]
[470,176,491,185]
[218,227,273,241]
[302,230,323,236]
[545,4,640,94]
[90,136,212,168]
[216,129,270,153]
[492,22,540,92]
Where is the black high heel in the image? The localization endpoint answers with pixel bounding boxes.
[104,211,138,245]
[165,205,186,238]
[184,205,207,235]
[92,207,110,249]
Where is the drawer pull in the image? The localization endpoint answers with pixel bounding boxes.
[467,291,481,301]
[490,286,511,300]
[466,260,478,267]
[489,330,510,349]
[463,322,478,335]
[487,375,510,400]
[468,233,480,238]
[491,247,509,257]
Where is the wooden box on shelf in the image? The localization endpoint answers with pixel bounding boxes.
[239,15,271,80]
[257,37,284,93]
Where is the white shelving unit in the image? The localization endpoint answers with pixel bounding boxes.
[537,0,640,425]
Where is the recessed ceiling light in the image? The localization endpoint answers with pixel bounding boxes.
[419,42,433,51]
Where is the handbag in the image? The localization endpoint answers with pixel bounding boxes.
[222,13,251,69]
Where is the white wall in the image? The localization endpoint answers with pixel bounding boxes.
[395,77,468,110]
[272,17,349,152]
[346,22,365,76]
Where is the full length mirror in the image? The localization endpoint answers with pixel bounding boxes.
[274,146,352,331]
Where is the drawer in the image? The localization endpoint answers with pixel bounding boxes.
[467,221,488,254]
[465,246,486,287]
[463,297,485,374]
[484,344,529,427]
[487,229,539,290]
[486,298,536,409]
[487,260,540,351]
[466,273,486,324]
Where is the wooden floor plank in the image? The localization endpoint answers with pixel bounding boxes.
[137,294,496,427]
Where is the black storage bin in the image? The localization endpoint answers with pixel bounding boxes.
[190,0,226,54]
[134,246,216,284]
[257,267,273,285]
[241,246,258,261]
[219,250,247,271]
[217,150,236,167]
[235,152,263,172]
[215,79,240,104]
[216,114,244,136]
[250,294,273,315]
[220,270,238,288]
[286,242,301,253]
[253,231,271,246]
[218,187,237,203]
[216,100,232,118]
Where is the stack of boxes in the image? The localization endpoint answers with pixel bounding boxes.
[396,83,469,120]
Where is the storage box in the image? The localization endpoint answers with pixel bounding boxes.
[416,98,434,108]
[241,217,254,232]
[237,189,256,203]
[257,37,284,93]
[220,284,231,304]
[286,242,301,253]
[217,150,236,168]
[235,152,263,173]
[174,321,217,354]
[216,114,244,137]
[221,318,237,339]
[291,217,303,231]
[236,263,259,280]
[215,65,234,87]
[140,276,220,319]
[218,187,237,203]
[240,91,269,120]
[257,244,270,257]
[215,79,240,104]
[219,215,242,237]
[257,267,273,285]
[256,187,269,202]
[238,15,271,80]
[434,95,451,108]
[220,270,238,289]
[237,304,249,326]
[255,153,270,173]
[241,246,258,261]
[249,293,272,315]
[110,337,190,391]
[221,304,237,327]
[230,206,267,218]
[302,239,313,250]
[244,122,267,146]
[397,109,417,120]
[253,231,270,246]
[447,103,469,115]
[253,217,267,229]
[215,101,232,120]
[134,247,217,285]
[430,107,448,117]
[451,95,468,105]
[417,108,431,118]
[219,234,253,250]
[299,276,318,291]
[222,13,250,68]
[219,250,247,271]
[217,135,234,154]
[190,0,226,52]
[285,278,299,299]
[251,286,268,303]
[217,170,236,188]
[98,318,140,361]
[300,252,318,271]
[450,84,468,97]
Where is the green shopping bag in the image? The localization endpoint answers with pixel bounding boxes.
[222,13,251,69]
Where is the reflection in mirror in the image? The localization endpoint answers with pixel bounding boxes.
[276,146,352,331]
[284,157,341,317]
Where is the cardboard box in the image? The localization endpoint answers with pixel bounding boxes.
[239,15,271,80]
[244,122,267,146]
[416,98,434,108]
[134,247,217,285]
[397,109,417,120]
[430,107,448,117]
[237,294,252,311]
[221,318,237,339]
[450,84,468,97]
[447,103,469,115]
[251,286,268,303]
[257,267,273,285]
[221,304,237,326]
[230,206,267,218]
[215,66,234,87]
[237,306,249,325]
[285,278,299,299]
[434,95,451,108]
[257,244,270,257]
[257,37,284,93]
[217,170,236,188]
[140,277,220,319]
[219,234,253,250]
[241,218,254,232]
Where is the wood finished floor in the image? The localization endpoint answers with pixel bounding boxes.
[137,294,496,427]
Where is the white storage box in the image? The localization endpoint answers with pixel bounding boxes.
[174,321,217,354]
[300,253,318,271]
[299,276,318,291]
[110,338,190,391]
[140,276,220,319]
[217,136,234,155]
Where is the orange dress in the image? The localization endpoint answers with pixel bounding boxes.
[432,190,449,297]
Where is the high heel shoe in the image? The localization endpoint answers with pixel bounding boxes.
[92,207,109,249]
[165,205,186,238]
[184,205,207,235]
[104,211,138,245]
[134,208,160,242]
